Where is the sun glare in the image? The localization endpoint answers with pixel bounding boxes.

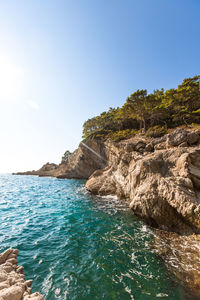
[0,55,24,103]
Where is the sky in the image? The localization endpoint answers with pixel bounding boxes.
[0,0,200,173]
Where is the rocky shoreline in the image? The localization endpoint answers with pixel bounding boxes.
[14,126,200,295]
[15,127,200,234]
[86,128,200,234]
[0,248,44,300]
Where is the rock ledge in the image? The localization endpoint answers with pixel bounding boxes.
[0,248,44,300]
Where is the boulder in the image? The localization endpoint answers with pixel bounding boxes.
[178,141,188,147]
[135,141,146,153]
[145,143,154,152]
[167,128,188,147]
[154,141,166,150]
[0,286,24,300]
[187,132,200,145]
[0,249,44,300]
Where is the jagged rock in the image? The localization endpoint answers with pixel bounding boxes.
[0,250,13,265]
[151,135,167,146]
[0,249,44,300]
[187,131,200,145]
[178,141,188,147]
[25,280,33,288]
[24,292,44,300]
[124,143,135,152]
[0,274,8,283]
[55,140,107,179]
[135,141,146,153]
[86,132,200,234]
[145,143,154,152]
[154,141,166,150]
[0,283,10,291]
[0,285,24,300]
[124,140,146,153]
[86,167,116,195]
[167,128,188,147]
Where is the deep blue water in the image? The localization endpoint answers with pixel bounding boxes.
[0,174,187,299]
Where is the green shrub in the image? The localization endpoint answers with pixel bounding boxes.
[146,125,167,138]
[107,129,138,142]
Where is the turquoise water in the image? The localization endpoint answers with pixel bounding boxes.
[0,174,187,299]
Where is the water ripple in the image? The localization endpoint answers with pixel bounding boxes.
[0,174,188,299]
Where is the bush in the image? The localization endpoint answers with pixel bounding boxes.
[146,125,167,138]
[107,129,138,142]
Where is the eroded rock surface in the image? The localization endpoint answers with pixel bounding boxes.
[86,128,200,234]
[0,249,44,300]
[14,127,200,233]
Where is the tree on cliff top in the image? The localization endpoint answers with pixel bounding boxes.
[82,75,200,141]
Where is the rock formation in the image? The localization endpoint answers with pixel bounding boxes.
[0,248,44,300]
[86,128,200,234]
[54,140,107,179]
[14,139,107,179]
[13,163,58,177]
[12,126,200,296]
[85,128,200,295]
[14,127,200,234]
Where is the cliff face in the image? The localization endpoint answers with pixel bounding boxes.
[14,140,107,179]
[86,128,200,234]
[54,140,107,179]
[14,127,200,234]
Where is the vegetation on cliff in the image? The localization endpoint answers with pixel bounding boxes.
[61,150,72,163]
[83,75,200,141]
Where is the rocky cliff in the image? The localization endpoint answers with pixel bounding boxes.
[0,248,44,300]
[14,127,200,234]
[13,127,200,295]
[85,128,200,294]
[14,139,107,179]
[86,128,200,234]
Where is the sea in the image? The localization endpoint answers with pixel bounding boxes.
[0,174,191,299]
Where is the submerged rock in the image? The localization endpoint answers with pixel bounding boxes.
[152,230,200,298]
[0,249,44,300]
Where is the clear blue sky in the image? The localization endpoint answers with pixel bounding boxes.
[0,0,199,172]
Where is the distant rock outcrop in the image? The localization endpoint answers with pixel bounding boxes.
[0,248,44,300]
[14,139,107,180]
[13,163,58,177]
